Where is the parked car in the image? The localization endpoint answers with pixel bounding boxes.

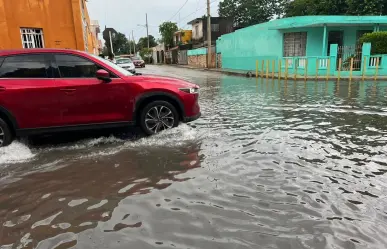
[131,56,146,68]
[116,58,136,74]
[0,49,201,146]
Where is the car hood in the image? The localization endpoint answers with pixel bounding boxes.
[135,75,198,88]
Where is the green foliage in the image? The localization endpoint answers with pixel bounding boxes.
[219,0,286,27]
[139,48,153,63]
[105,32,131,55]
[137,35,158,51]
[285,0,386,17]
[359,31,387,55]
[159,22,178,48]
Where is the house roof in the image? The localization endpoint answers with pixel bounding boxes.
[269,16,387,30]
[187,17,231,25]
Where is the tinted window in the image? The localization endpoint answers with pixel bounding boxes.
[116,59,132,64]
[55,54,98,78]
[0,54,49,78]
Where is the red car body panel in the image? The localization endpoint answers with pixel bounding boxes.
[0,49,200,135]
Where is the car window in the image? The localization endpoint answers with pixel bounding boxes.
[55,54,99,78]
[117,59,132,64]
[88,54,133,76]
[0,54,49,78]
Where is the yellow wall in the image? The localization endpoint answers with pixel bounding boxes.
[0,0,96,52]
[181,30,192,44]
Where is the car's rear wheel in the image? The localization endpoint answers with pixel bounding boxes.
[140,101,179,135]
[0,118,13,147]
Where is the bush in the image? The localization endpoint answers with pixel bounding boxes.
[359,31,387,55]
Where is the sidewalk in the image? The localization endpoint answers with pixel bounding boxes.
[163,64,387,81]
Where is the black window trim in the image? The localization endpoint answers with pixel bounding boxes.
[50,53,120,79]
[0,53,54,79]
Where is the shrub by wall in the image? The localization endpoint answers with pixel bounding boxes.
[359,31,387,55]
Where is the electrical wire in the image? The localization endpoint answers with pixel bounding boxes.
[167,0,189,22]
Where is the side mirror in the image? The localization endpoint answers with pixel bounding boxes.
[96,69,111,83]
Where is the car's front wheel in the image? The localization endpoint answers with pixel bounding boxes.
[0,118,13,147]
[140,101,179,135]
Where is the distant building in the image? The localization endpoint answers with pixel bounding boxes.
[152,43,165,64]
[90,20,102,55]
[187,17,233,48]
[173,30,192,46]
[0,0,99,54]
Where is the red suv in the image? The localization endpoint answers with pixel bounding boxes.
[0,49,200,146]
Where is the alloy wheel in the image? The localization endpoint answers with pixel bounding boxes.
[145,105,175,133]
[0,126,4,146]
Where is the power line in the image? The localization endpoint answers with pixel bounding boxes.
[167,0,189,22]
[179,0,219,28]
[178,0,219,26]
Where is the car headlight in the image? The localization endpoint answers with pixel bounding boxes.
[179,88,199,94]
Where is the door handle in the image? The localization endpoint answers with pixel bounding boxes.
[0,86,6,92]
[60,88,76,92]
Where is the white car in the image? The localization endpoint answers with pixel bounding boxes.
[116,58,136,74]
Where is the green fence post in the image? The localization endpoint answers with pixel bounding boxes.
[362,43,371,76]
[329,44,338,76]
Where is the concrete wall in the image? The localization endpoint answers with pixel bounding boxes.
[192,21,203,39]
[0,0,91,51]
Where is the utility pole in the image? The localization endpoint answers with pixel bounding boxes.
[146,13,150,49]
[109,31,114,55]
[207,0,211,68]
[128,34,132,55]
[132,30,136,55]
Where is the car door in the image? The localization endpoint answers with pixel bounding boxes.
[0,53,62,129]
[52,53,131,126]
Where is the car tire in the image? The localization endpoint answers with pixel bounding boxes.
[140,101,179,135]
[0,118,13,147]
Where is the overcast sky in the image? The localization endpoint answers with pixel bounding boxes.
[87,0,221,41]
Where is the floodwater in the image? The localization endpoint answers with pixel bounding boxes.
[1,66,387,249]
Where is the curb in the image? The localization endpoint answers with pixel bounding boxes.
[159,64,387,81]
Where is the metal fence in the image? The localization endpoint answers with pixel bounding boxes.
[337,45,363,71]
[178,50,188,65]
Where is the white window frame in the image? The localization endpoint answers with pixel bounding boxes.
[20,28,45,49]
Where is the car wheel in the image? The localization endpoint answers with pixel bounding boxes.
[140,101,179,135]
[0,118,13,147]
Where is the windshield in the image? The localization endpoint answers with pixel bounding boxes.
[132,56,142,60]
[116,58,132,64]
[89,54,133,76]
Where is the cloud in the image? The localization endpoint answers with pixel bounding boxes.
[87,0,221,41]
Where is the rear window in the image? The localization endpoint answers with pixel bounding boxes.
[116,59,132,64]
[0,54,49,78]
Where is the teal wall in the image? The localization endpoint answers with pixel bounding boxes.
[187,47,207,56]
[216,15,387,71]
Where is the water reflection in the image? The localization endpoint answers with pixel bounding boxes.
[1,66,387,249]
[0,143,202,247]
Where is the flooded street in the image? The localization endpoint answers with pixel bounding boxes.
[1,65,387,249]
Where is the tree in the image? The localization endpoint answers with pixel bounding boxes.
[139,48,153,63]
[359,31,387,54]
[284,0,386,17]
[137,35,158,51]
[104,32,131,55]
[159,22,178,48]
[219,0,285,27]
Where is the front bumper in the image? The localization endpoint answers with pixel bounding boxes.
[183,112,201,123]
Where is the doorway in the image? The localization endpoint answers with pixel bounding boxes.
[327,31,343,55]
